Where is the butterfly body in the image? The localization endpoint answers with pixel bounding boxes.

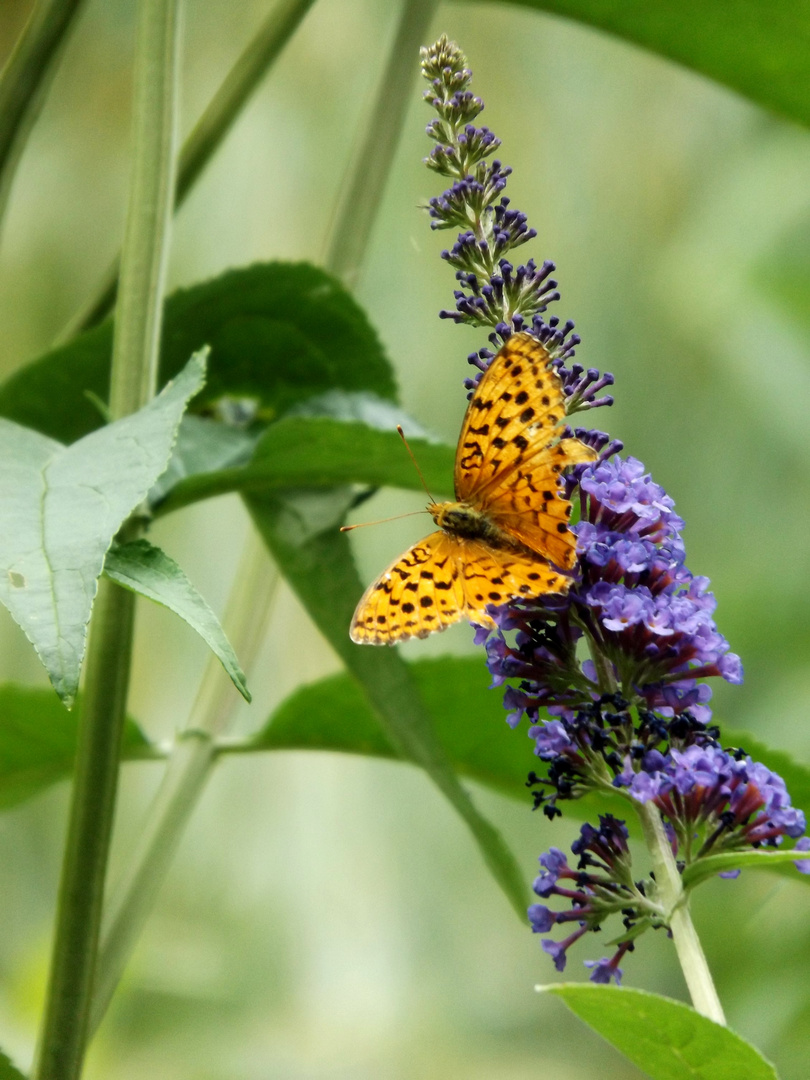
[349,333,598,645]
[429,500,516,548]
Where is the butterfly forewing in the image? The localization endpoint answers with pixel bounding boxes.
[483,436,598,568]
[455,332,569,500]
[454,332,596,566]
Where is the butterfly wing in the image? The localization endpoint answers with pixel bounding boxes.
[350,530,568,644]
[350,531,465,643]
[481,435,597,568]
[454,331,596,568]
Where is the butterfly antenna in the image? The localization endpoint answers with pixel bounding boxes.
[396,425,435,503]
[340,510,429,533]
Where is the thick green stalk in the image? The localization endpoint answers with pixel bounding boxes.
[636,801,726,1024]
[61,0,317,339]
[323,0,438,287]
[0,0,87,236]
[90,532,277,1034]
[33,0,181,1075]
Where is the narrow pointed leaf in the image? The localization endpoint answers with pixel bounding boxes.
[540,984,777,1079]
[104,539,250,701]
[0,354,205,705]
[682,847,810,890]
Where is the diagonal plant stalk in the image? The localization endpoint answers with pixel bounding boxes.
[322,0,438,287]
[636,801,726,1024]
[90,530,278,1034]
[59,0,317,341]
[33,0,181,1075]
[0,0,87,238]
[88,0,528,1036]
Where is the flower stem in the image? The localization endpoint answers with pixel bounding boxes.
[323,0,438,287]
[33,0,180,1075]
[636,801,726,1024]
[59,0,317,340]
[0,0,86,238]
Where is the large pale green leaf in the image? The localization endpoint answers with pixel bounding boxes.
[104,539,250,701]
[0,263,395,444]
[497,0,810,129]
[541,984,777,1079]
[155,415,455,515]
[246,494,530,918]
[0,684,157,810]
[0,355,205,706]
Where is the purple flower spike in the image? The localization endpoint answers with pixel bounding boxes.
[420,36,809,989]
[421,35,614,416]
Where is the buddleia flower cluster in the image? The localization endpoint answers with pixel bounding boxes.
[421,36,809,987]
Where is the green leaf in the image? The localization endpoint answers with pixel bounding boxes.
[500,0,810,130]
[682,847,810,890]
[0,1047,27,1080]
[251,656,526,792]
[246,493,530,919]
[104,539,250,701]
[540,984,778,1080]
[236,655,627,819]
[0,262,396,444]
[0,354,205,706]
[155,415,455,515]
[0,683,157,810]
[148,413,260,506]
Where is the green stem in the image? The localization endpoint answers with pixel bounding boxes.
[0,0,87,237]
[33,582,134,1079]
[87,0,451,1030]
[89,532,278,1034]
[323,0,438,286]
[60,0,317,340]
[636,801,726,1024]
[33,0,180,1075]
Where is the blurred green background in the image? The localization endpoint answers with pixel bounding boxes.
[1,0,810,1076]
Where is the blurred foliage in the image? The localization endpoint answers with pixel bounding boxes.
[0,0,809,1078]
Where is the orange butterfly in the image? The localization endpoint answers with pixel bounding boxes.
[349,332,597,644]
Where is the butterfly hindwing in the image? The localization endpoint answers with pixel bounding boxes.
[350,531,570,644]
[451,538,569,628]
[350,531,467,644]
